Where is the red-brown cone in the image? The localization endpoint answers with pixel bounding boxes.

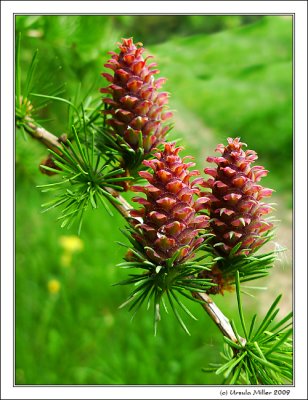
[130,143,209,265]
[39,155,61,176]
[101,38,172,154]
[202,137,274,257]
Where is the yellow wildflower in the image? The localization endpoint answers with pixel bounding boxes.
[48,279,61,294]
[60,252,72,268]
[59,235,84,253]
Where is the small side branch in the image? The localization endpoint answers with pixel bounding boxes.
[106,187,142,223]
[24,122,65,154]
[20,122,133,218]
[193,291,246,345]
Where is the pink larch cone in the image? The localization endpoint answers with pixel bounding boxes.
[202,137,274,257]
[130,142,209,265]
[101,38,172,154]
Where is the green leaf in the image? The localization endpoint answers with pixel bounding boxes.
[68,81,81,129]
[71,126,88,166]
[252,295,282,340]
[170,290,197,321]
[247,349,281,372]
[248,314,257,339]
[224,351,247,378]
[216,351,247,376]
[228,241,242,258]
[30,93,81,123]
[39,164,64,175]
[128,283,154,313]
[202,366,219,373]
[166,290,191,335]
[223,336,244,351]
[270,311,293,333]
[264,328,293,356]
[229,360,243,384]
[235,271,248,339]
[25,49,39,97]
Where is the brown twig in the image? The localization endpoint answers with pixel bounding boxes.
[18,120,245,346]
[105,187,142,223]
[24,122,65,154]
[193,292,246,345]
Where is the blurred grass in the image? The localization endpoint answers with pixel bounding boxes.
[15,15,292,385]
[152,16,292,203]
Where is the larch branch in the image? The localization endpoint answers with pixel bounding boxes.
[18,119,245,347]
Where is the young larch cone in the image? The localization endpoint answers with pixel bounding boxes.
[39,154,61,176]
[101,38,172,154]
[130,142,209,265]
[203,137,274,257]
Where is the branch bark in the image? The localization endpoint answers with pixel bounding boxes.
[24,122,65,154]
[193,292,246,345]
[18,120,245,346]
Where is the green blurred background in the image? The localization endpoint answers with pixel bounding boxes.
[15,15,293,385]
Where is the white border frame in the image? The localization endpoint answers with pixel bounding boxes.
[1,1,307,399]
